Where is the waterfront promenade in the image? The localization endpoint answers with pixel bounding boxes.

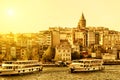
[0,65,120,80]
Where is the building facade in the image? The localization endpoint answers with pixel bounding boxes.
[55,40,71,61]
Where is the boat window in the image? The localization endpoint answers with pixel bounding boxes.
[98,64,101,66]
[91,61,94,63]
[4,66,12,69]
[15,66,18,69]
[85,61,90,63]
[5,62,13,64]
[79,61,83,63]
[73,60,79,63]
[84,65,89,67]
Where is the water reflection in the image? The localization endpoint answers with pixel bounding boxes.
[0,65,120,80]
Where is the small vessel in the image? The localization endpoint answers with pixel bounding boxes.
[103,60,120,65]
[0,60,43,75]
[69,59,105,73]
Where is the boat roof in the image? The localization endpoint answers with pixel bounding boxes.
[72,59,102,62]
[2,60,38,62]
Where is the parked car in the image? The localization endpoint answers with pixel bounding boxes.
[55,61,66,67]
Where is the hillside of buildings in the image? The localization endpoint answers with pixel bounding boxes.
[0,13,120,62]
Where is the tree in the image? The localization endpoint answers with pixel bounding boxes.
[42,46,53,62]
[0,54,4,62]
[87,54,91,58]
[71,51,80,60]
[80,53,84,59]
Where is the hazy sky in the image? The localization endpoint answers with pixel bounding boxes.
[0,0,120,33]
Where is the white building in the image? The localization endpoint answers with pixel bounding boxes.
[102,53,116,60]
[10,47,16,58]
[55,40,71,61]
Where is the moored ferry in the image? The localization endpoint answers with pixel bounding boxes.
[69,59,105,73]
[0,60,43,75]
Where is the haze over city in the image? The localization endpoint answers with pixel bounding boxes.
[0,0,120,33]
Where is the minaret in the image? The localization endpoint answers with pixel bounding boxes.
[77,13,86,29]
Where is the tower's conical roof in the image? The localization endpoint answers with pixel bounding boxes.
[77,13,86,29]
[80,13,85,20]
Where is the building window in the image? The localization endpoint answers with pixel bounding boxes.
[59,50,61,52]
[66,54,70,56]
[22,53,24,55]
[63,54,65,56]
[22,50,24,52]
[68,50,70,52]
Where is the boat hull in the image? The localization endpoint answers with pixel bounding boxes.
[0,66,43,76]
[69,66,105,73]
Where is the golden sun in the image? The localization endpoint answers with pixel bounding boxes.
[7,9,14,16]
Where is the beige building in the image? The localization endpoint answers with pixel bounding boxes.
[87,27,109,46]
[16,34,28,47]
[72,44,80,53]
[73,29,87,47]
[39,30,52,46]
[31,46,39,60]
[20,47,28,60]
[44,31,52,46]
[1,42,7,57]
[103,31,120,50]
[39,30,60,47]
[60,31,73,46]
[51,30,60,47]
[49,27,73,47]
[10,47,16,59]
[0,42,8,60]
[87,30,95,46]
[55,40,71,61]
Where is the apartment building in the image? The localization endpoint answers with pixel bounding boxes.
[39,30,52,46]
[60,30,73,47]
[51,30,60,47]
[103,31,120,50]
[10,46,16,59]
[31,45,39,60]
[73,29,87,47]
[20,47,28,60]
[55,40,71,61]
[16,34,28,47]
[87,30,95,46]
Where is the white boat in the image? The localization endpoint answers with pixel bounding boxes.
[69,59,105,73]
[0,60,43,75]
